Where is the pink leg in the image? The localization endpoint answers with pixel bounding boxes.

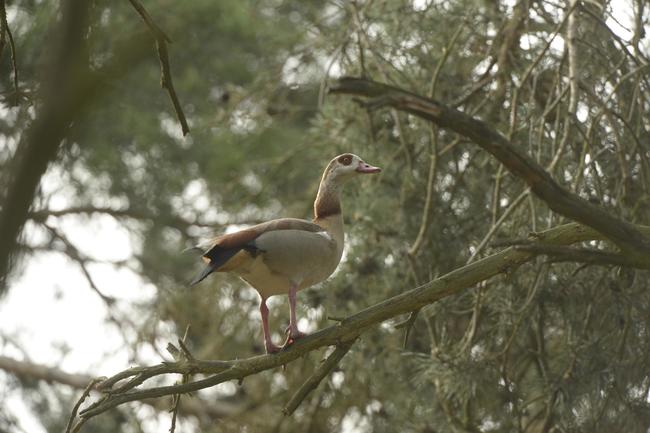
[259,297,280,354]
[284,284,307,346]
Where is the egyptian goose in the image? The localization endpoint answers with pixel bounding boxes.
[191,153,381,353]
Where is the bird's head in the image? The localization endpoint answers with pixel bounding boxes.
[323,153,381,184]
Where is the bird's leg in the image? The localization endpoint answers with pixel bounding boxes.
[259,297,280,354]
[284,284,307,346]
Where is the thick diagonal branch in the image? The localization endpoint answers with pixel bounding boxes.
[329,77,650,261]
[72,222,650,426]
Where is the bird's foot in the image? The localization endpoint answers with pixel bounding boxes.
[265,341,282,354]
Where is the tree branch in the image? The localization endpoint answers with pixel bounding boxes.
[65,378,103,433]
[329,77,650,261]
[68,222,650,428]
[513,244,644,268]
[0,0,19,104]
[0,4,152,292]
[0,354,93,388]
[27,205,255,231]
[127,0,189,136]
[282,339,355,416]
[0,354,246,421]
[0,0,90,292]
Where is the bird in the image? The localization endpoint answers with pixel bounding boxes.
[190,153,381,353]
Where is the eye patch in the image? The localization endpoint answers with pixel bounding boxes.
[338,154,352,165]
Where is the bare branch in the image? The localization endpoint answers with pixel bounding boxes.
[0,354,246,420]
[27,205,256,231]
[329,77,650,260]
[0,354,94,388]
[66,378,103,433]
[169,324,192,433]
[43,223,115,304]
[127,0,190,136]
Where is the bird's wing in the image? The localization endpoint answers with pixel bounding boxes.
[253,228,338,281]
[191,218,328,285]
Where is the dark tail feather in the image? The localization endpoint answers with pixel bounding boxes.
[190,262,218,286]
[189,247,244,286]
[204,247,243,270]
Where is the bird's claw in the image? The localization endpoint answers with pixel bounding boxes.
[282,326,307,348]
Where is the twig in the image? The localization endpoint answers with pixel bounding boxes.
[178,339,195,362]
[467,187,530,263]
[283,339,355,416]
[408,15,457,257]
[394,308,420,348]
[349,1,413,171]
[507,0,579,134]
[169,324,192,433]
[407,134,437,258]
[127,0,189,136]
[169,394,181,433]
[43,224,115,305]
[65,378,103,433]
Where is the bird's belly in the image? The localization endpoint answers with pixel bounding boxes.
[237,256,337,298]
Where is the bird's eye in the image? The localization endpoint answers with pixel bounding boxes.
[338,155,352,166]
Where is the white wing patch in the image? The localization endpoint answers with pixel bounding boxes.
[315,231,333,242]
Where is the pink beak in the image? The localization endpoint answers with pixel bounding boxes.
[356,161,381,174]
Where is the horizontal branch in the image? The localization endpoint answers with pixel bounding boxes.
[0,355,244,420]
[329,77,650,261]
[27,206,259,230]
[0,354,92,388]
[72,222,650,425]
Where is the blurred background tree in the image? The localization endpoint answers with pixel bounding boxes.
[1,0,650,432]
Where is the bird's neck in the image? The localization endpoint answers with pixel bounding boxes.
[313,177,341,220]
[313,176,345,257]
